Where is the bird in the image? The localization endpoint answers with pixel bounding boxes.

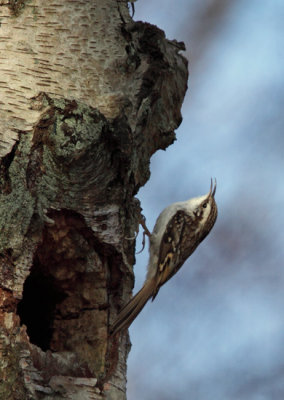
[110,179,218,335]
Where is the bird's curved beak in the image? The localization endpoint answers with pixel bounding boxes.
[209,178,217,197]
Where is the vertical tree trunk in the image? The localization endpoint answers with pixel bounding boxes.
[0,1,188,399]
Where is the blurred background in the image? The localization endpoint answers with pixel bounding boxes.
[127,0,284,399]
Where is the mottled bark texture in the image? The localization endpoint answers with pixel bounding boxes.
[0,1,188,399]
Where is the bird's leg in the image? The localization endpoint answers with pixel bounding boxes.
[140,214,151,237]
[136,214,151,254]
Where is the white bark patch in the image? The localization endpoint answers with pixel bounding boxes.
[0,0,131,156]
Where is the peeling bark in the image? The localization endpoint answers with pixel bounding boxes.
[0,1,188,399]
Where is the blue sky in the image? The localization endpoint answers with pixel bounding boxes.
[126,1,284,399]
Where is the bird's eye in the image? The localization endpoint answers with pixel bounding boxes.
[202,202,207,208]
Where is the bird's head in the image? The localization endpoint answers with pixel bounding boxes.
[189,178,218,240]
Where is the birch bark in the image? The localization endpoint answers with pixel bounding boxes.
[0,1,188,399]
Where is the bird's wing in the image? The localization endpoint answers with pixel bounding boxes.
[152,210,196,298]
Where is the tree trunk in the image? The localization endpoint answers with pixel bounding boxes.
[0,1,188,399]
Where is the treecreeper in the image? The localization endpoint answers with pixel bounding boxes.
[111,179,218,335]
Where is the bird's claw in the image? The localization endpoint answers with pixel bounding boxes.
[136,215,151,254]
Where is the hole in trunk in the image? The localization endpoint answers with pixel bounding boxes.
[17,258,66,351]
[16,210,111,377]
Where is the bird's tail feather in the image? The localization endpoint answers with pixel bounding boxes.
[110,279,155,335]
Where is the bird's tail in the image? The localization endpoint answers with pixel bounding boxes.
[110,278,156,335]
